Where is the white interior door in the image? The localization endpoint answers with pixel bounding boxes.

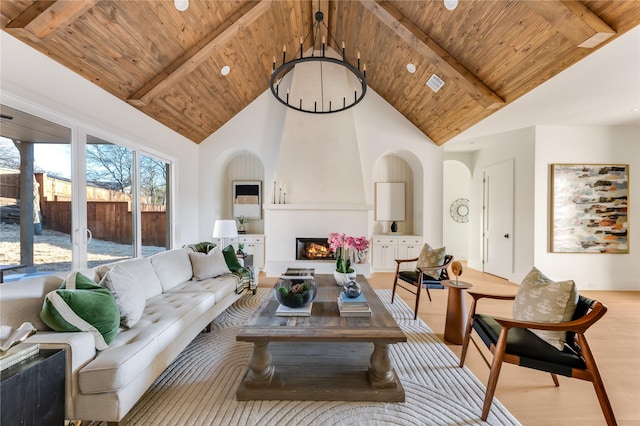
[482,159,514,279]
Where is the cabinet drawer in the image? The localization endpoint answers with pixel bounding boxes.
[372,237,396,245]
[398,237,422,245]
[239,235,264,244]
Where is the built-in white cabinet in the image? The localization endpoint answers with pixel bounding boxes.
[213,234,265,271]
[372,236,398,271]
[239,234,264,271]
[371,235,423,272]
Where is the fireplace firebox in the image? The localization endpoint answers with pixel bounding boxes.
[295,238,335,261]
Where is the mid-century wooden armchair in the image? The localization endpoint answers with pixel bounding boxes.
[391,254,454,320]
[459,292,616,425]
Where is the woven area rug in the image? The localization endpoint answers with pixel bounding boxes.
[126,289,520,426]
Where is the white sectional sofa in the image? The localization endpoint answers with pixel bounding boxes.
[0,247,252,424]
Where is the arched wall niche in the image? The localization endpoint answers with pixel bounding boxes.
[372,151,422,236]
[224,150,265,234]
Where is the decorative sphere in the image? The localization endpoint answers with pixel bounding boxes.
[343,280,362,298]
[273,279,317,308]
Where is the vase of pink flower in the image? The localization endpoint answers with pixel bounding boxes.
[328,233,370,286]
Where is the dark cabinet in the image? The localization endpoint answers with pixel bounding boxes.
[1,349,66,425]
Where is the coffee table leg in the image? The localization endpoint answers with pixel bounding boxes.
[368,343,397,388]
[245,342,274,386]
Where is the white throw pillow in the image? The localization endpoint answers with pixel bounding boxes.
[99,265,146,328]
[188,248,231,280]
[513,267,578,350]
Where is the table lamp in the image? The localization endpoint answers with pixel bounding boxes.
[212,219,238,249]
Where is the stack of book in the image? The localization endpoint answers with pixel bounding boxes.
[276,303,313,317]
[281,268,315,279]
[337,292,371,317]
[0,343,40,372]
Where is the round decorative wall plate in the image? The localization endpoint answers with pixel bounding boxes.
[450,198,469,223]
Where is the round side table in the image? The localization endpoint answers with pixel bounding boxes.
[441,280,473,344]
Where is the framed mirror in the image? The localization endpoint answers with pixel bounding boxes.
[232,181,262,219]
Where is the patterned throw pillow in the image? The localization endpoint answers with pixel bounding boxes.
[416,244,447,279]
[513,267,579,350]
[40,271,120,350]
[188,247,231,280]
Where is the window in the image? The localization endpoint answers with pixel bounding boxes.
[0,104,172,280]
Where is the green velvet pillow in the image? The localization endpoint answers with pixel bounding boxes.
[222,245,243,272]
[185,241,217,253]
[41,271,120,350]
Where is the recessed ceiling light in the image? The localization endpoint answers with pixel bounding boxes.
[406,63,416,74]
[221,65,231,76]
[631,107,639,112]
[444,0,458,11]
[174,0,189,12]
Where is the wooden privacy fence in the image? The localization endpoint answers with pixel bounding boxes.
[43,201,166,247]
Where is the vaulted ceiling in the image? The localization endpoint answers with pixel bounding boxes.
[2,1,639,145]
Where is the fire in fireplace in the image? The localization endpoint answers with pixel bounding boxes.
[295,238,335,261]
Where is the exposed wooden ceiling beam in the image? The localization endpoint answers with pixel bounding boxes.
[5,0,98,40]
[526,0,615,49]
[127,0,272,108]
[360,0,504,110]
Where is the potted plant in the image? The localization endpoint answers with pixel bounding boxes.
[236,215,248,234]
[328,233,369,286]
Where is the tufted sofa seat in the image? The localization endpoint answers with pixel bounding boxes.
[0,247,251,424]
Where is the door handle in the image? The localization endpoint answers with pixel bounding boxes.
[504,233,510,239]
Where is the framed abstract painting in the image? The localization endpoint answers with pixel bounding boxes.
[550,164,629,253]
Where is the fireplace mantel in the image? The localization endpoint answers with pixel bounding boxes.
[264,203,372,277]
[264,203,373,211]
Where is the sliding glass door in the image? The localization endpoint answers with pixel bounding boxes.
[85,134,135,267]
[0,103,172,280]
[0,105,74,276]
[140,153,170,255]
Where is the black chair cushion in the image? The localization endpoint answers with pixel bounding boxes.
[397,271,445,289]
[565,295,594,352]
[473,314,586,377]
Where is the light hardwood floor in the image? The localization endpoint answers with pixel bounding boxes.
[259,267,640,425]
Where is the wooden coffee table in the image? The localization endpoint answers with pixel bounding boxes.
[236,274,407,402]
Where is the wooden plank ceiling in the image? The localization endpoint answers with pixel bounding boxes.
[2,1,639,145]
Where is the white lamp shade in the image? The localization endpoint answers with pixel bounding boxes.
[212,220,238,239]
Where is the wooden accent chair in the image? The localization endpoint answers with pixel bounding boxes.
[391,254,454,320]
[459,292,617,425]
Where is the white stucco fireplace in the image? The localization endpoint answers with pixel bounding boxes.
[264,203,373,277]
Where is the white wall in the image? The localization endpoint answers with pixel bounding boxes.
[198,92,287,238]
[352,90,443,243]
[0,33,201,247]
[461,124,638,290]
[534,126,639,290]
[466,127,536,283]
[198,87,444,259]
[443,160,471,260]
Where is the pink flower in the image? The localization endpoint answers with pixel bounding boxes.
[328,233,370,272]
